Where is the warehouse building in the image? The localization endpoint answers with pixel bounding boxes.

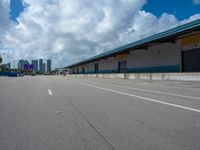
[66,19,200,74]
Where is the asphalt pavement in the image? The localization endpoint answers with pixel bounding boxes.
[0,76,200,150]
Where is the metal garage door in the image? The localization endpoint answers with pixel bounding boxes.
[182,48,200,72]
[118,61,127,73]
[95,63,99,73]
[82,68,85,74]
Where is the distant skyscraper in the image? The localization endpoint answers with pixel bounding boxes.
[18,59,24,69]
[42,63,46,73]
[6,63,11,69]
[39,59,43,73]
[18,59,29,70]
[47,59,51,73]
[31,60,38,73]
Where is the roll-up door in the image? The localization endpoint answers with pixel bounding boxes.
[118,61,127,73]
[95,63,99,73]
[82,67,85,74]
[182,48,200,72]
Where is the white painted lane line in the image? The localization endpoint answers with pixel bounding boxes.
[48,89,53,96]
[79,82,200,113]
[81,79,200,100]
[123,81,197,91]
[106,84,200,100]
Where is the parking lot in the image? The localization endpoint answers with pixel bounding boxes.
[0,76,200,150]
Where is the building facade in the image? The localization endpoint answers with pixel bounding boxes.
[39,59,43,73]
[47,59,51,73]
[6,63,11,69]
[18,59,29,70]
[31,60,38,73]
[66,19,200,74]
[42,63,46,73]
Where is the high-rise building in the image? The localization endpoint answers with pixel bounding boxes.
[18,59,29,70]
[42,63,46,73]
[47,59,51,73]
[39,59,43,73]
[18,59,24,69]
[6,63,11,69]
[31,60,38,73]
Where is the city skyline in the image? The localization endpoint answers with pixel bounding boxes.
[17,58,52,73]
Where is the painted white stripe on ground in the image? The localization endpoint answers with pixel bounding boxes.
[79,82,200,113]
[48,89,53,96]
[106,84,200,100]
[124,81,196,91]
[82,78,200,100]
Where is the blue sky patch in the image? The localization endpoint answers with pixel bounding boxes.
[143,0,200,20]
[10,0,25,21]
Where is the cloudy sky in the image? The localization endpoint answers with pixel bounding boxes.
[0,0,200,68]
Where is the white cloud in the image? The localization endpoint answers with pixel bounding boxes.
[181,14,200,24]
[193,0,200,5]
[0,0,200,68]
[0,0,11,37]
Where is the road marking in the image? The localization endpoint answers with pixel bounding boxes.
[48,89,53,96]
[79,82,200,113]
[103,83,200,100]
[122,81,197,90]
[81,78,200,100]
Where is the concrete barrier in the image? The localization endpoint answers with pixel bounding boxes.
[126,73,200,81]
[66,73,200,81]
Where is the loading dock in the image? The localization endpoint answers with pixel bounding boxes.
[66,19,200,74]
[182,48,200,72]
[118,61,127,73]
[95,63,99,73]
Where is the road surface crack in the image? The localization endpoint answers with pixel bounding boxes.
[51,81,116,150]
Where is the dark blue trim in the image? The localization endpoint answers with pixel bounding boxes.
[85,71,95,74]
[85,70,117,74]
[74,65,180,74]
[98,70,116,73]
[127,65,180,73]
